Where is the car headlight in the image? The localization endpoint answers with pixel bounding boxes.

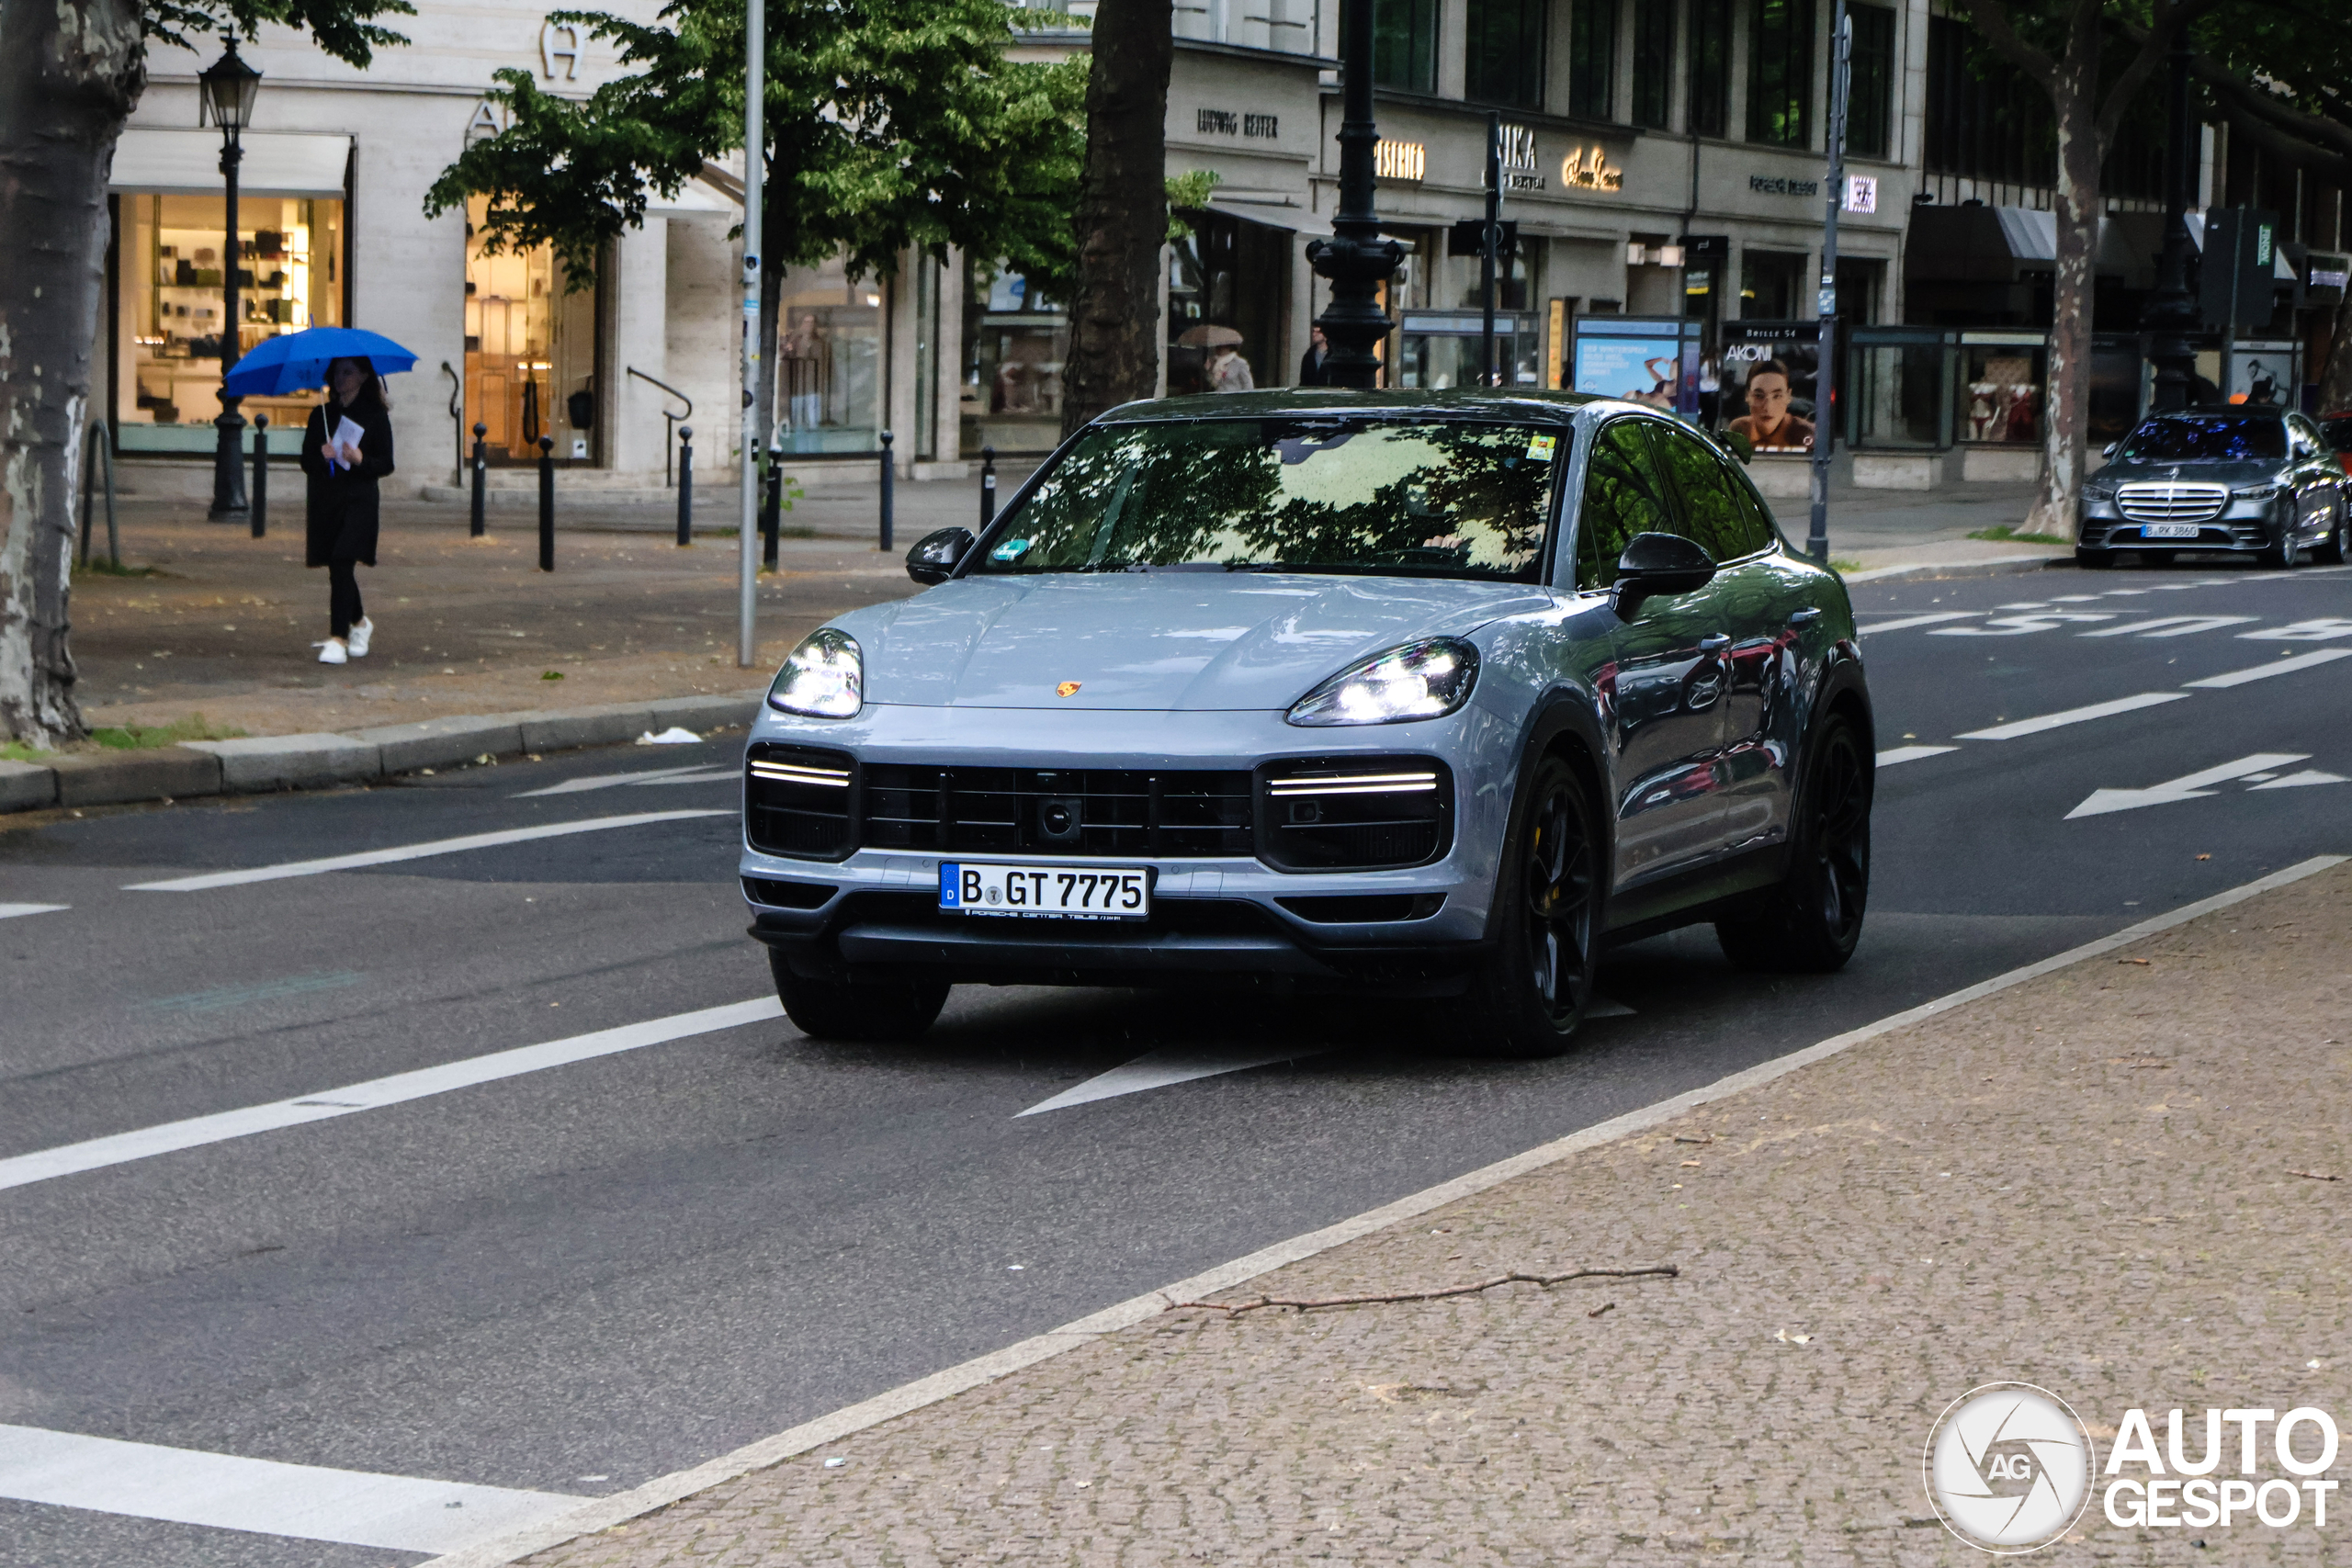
[767,627,863,718]
[1286,637,1479,727]
[2232,483,2281,500]
[2082,480,2116,500]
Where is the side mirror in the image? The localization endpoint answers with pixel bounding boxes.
[906,526,976,585]
[2101,442,2117,458]
[1612,530,1717,618]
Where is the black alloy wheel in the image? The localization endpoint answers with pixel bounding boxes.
[769,949,949,1042]
[1457,754,1600,1058]
[1716,713,1871,973]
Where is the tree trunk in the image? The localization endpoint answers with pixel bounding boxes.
[0,0,142,746]
[2319,286,2352,412]
[2030,90,2102,539]
[1061,0,1172,438]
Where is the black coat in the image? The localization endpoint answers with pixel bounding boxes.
[300,400,395,569]
[1299,348,1330,387]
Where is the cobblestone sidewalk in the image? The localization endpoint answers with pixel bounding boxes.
[516,861,2351,1567]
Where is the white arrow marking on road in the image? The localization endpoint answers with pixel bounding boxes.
[1877,745,1960,768]
[2182,649,2352,688]
[2064,753,2310,819]
[514,765,737,797]
[0,1424,582,1554]
[0,903,67,920]
[2250,770,2350,791]
[1956,692,2189,741]
[122,810,733,892]
[1857,611,1977,635]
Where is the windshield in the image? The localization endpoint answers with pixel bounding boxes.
[2118,416,2287,463]
[974,418,1561,581]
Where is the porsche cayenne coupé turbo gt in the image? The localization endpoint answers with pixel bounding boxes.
[739,390,1873,1057]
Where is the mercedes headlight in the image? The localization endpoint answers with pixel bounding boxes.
[767,627,863,718]
[2232,483,2281,500]
[2082,479,2117,500]
[1286,637,1479,727]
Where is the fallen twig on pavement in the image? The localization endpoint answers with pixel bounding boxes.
[1167,1264,1678,1317]
[1587,1301,1616,1318]
[2289,1169,2341,1182]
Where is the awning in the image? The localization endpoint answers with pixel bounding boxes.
[110,129,350,197]
[1209,193,1333,239]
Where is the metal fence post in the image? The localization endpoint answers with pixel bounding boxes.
[676,425,695,547]
[980,444,997,531]
[250,414,268,538]
[469,423,487,537]
[537,434,555,571]
[763,442,783,571]
[878,430,895,552]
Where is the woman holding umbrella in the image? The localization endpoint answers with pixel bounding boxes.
[300,356,396,663]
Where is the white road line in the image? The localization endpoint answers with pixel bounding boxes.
[2140,615,2261,638]
[2181,649,2352,689]
[1876,745,1959,768]
[1018,1044,1328,1116]
[0,1424,582,1554]
[122,810,733,892]
[1955,692,2189,741]
[1857,611,1976,634]
[424,856,2350,1568]
[514,766,737,798]
[2079,615,2207,637]
[0,998,781,1193]
[0,904,68,920]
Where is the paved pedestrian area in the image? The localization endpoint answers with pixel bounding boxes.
[522,863,2350,1566]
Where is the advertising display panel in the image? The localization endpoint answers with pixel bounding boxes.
[1718,321,1819,453]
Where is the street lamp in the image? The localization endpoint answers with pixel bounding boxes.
[199,35,262,522]
[1307,0,1404,389]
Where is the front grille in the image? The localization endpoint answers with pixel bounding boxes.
[1258,757,1453,872]
[2117,481,2228,525]
[861,765,1253,856]
[744,743,856,859]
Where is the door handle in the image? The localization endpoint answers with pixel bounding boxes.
[1698,634,1732,652]
[1788,606,1822,626]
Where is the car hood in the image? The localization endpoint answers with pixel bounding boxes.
[837,573,1551,710]
[2097,457,2284,486]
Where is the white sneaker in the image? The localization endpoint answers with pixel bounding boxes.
[316,638,348,665]
[346,617,373,658]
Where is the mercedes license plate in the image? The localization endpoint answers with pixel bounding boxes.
[939,863,1150,919]
[2142,523,2202,539]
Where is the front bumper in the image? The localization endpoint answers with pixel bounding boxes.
[2078,494,2281,552]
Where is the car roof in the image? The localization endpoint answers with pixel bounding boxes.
[2157,406,2290,422]
[1095,388,1606,425]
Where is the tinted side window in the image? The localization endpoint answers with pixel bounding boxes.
[1646,422,1763,558]
[1722,463,1783,555]
[1576,420,1676,589]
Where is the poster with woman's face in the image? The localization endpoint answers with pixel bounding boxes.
[1719,329,1820,453]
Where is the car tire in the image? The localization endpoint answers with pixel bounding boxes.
[1454,753,1602,1059]
[2313,500,2349,565]
[1715,711,1871,974]
[2260,503,2302,570]
[2075,547,2115,570]
[768,949,948,1042]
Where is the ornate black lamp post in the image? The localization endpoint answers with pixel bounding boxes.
[1307,0,1404,389]
[2142,41,2201,413]
[200,37,262,521]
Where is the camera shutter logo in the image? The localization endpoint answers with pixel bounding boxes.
[1924,1383,2097,1552]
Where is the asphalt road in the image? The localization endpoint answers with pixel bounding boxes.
[3,558,2348,1565]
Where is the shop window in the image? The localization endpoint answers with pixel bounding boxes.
[1166,209,1288,397]
[776,256,885,456]
[1740,250,1806,319]
[1364,0,1437,93]
[1847,4,1895,159]
[1567,0,1617,120]
[464,197,602,466]
[113,192,345,455]
[1747,0,1815,149]
[1958,337,2046,446]
[1465,0,1544,109]
[1454,245,1536,313]
[1689,0,1732,139]
[962,257,1067,456]
[1632,5,1675,130]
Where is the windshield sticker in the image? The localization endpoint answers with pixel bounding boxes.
[1527,434,1558,461]
[990,538,1033,562]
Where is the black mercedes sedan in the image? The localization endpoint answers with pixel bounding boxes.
[2077,408,2349,569]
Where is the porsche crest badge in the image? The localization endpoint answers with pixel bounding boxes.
[1056,681,1082,698]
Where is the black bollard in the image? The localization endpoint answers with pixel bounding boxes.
[675,424,695,547]
[763,442,783,571]
[980,444,997,531]
[250,414,269,538]
[537,434,555,571]
[469,422,487,537]
[878,430,894,552]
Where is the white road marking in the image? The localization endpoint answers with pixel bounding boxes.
[514,766,737,798]
[2245,617,2352,641]
[0,904,68,920]
[1877,745,1960,768]
[1956,692,2189,740]
[1857,611,1976,634]
[2079,615,2257,637]
[2065,753,2308,819]
[122,810,733,892]
[0,1424,582,1554]
[1930,612,2118,637]
[1017,1044,1327,1116]
[2250,769,2349,791]
[2181,649,2352,688]
[0,998,781,1193]
[1588,996,1637,1019]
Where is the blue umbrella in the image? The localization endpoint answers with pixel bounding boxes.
[220,327,419,397]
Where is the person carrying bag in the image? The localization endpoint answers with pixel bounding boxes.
[300,355,396,664]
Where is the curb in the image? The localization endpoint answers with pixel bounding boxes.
[0,690,764,817]
[1839,551,2071,584]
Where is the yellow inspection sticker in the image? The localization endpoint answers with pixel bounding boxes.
[1527,434,1558,461]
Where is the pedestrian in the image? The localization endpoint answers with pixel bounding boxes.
[1209,342,1255,392]
[1298,325,1330,386]
[301,355,395,664]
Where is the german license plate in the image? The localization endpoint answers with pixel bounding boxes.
[2142,523,2202,539]
[939,863,1150,919]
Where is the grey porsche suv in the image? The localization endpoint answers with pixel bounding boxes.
[2078,408,2350,568]
[740,390,1873,1057]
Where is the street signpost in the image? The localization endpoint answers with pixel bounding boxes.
[1806,0,1852,567]
[738,0,764,668]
